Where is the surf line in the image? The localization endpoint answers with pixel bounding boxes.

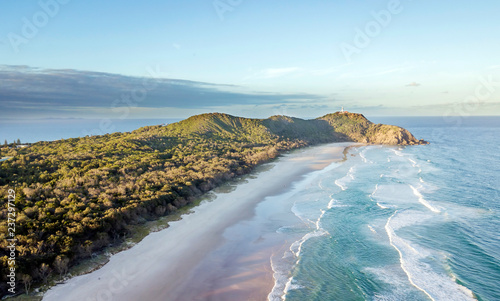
[385,211,436,301]
[409,185,440,213]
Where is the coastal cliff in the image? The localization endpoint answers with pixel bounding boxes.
[317,112,427,145]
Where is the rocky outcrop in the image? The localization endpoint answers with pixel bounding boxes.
[318,112,428,145]
[364,124,428,145]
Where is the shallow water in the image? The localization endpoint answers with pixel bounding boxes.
[269,121,500,301]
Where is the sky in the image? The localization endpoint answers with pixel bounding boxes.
[1,0,500,120]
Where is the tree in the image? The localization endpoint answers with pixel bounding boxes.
[16,138,21,145]
[54,256,69,278]
[20,273,32,295]
[3,139,7,146]
[38,263,51,284]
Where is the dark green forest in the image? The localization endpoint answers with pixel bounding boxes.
[0,112,426,296]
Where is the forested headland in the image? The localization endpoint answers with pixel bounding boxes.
[0,112,426,296]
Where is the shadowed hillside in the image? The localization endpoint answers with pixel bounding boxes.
[155,111,426,145]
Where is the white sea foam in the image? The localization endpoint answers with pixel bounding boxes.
[270,196,331,301]
[377,202,390,209]
[327,198,336,209]
[269,225,327,301]
[371,184,417,208]
[359,151,368,163]
[274,175,337,301]
[391,149,404,157]
[329,204,351,208]
[282,279,293,301]
[385,211,475,301]
[290,228,329,257]
[290,197,332,257]
[348,166,356,179]
[269,252,296,301]
[290,203,307,223]
[365,265,421,301]
[272,226,330,301]
[409,185,441,213]
[318,179,325,190]
[334,166,356,191]
[315,209,326,230]
[370,184,391,209]
[334,179,347,190]
[328,197,351,209]
[359,148,373,164]
[371,184,379,197]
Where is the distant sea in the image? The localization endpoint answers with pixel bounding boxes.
[268,116,500,301]
[0,118,181,144]
[1,116,500,144]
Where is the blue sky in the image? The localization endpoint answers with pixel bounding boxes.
[1,0,499,119]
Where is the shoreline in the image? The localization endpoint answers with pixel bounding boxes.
[42,142,353,301]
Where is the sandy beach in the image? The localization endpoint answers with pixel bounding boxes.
[43,143,352,301]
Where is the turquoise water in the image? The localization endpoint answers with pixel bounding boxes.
[270,121,500,301]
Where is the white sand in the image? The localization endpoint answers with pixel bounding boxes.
[43,143,352,301]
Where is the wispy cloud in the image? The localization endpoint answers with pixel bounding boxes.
[262,67,300,78]
[245,67,301,80]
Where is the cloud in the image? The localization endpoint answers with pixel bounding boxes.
[0,65,324,119]
[406,82,421,87]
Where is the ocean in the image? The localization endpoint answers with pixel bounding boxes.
[268,117,500,301]
[0,118,180,143]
